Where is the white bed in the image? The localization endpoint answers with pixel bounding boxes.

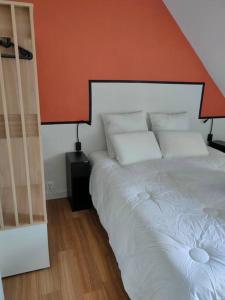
[90,148,225,300]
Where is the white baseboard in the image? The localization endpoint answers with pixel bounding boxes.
[46,190,67,200]
[0,273,4,300]
[0,224,50,278]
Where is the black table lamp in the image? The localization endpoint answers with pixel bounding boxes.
[199,85,225,144]
[41,82,92,152]
[203,118,214,142]
[75,123,82,153]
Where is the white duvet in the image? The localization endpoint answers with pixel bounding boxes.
[89,148,225,300]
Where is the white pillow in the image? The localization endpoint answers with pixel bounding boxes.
[102,111,147,158]
[157,131,209,158]
[150,112,189,132]
[111,131,162,165]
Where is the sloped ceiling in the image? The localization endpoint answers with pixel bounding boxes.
[163,0,225,97]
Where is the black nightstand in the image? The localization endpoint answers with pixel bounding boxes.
[66,152,92,211]
[209,140,225,153]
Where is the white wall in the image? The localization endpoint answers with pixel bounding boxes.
[41,124,76,199]
[163,0,225,96]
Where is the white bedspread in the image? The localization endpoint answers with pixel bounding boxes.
[89,148,225,300]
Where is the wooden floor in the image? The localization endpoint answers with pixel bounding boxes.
[3,199,129,300]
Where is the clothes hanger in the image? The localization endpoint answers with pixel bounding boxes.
[0,37,33,60]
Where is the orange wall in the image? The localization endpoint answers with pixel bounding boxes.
[20,0,225,122]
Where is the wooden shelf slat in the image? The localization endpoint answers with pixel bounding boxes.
[0,114,6,139]
[0,56,19,226]
[11,5,33,225]
[0,114,39,138]
[29,6,47,223]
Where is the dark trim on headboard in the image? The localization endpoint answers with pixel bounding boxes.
[198,83,225,119]
[41,80,206,125]
[41,120,91,125]
[89,79,205,120]
[41,81,92,125]
[90,79,205,85]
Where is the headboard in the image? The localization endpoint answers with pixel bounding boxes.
[80,80,206,154]
[41,80,213,199]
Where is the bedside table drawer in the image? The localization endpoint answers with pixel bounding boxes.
[71,163,90,178]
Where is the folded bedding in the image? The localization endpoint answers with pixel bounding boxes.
[89,148,225,300]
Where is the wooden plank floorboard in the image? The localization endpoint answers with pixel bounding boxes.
[2,199,129,300]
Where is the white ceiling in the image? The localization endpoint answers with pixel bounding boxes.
[163,0,225,96]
